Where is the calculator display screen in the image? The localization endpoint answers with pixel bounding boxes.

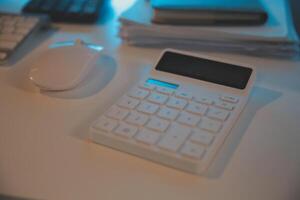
[155,51,253,89]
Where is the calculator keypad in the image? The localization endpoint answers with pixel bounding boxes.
[91,80,240,164]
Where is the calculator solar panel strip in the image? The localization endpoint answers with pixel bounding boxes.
[89,49,256,175]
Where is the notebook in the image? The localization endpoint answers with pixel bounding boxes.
[151,0,268,25]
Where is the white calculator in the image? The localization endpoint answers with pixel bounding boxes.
[89,49,256,175]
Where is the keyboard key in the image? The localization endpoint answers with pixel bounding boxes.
[221,95,239,103]
[157,106,179,120]
[0,40,17,50]
[175,92,193,100]
[137,102,159,114]
[180,142,205,159]
[93,117,118,132]
[190,129,214,146]
[158,123,191,152]
[177,112,201,127]
[83,5,97,14]
[16,21,36,30]
[185,102,208,115]
[114,123,138,138]
[24,17,39,24]
[128,87,149,99]
[166,97,187,110]
[156,86,174,95]
[207,107,230,121]
[0,34,24,42]
[106,106,129,120]
[146,116,170,132]
[68,3,83,13]
[1,16,13,21]
[147,92,168,104]
[54,0,72,12]
[40,0,57,12]
[15,27,31,35]
[215,100,235,111]
[125,111,149,126]
[200,117,222,133]
[14,16,26,23]
[135,129,161,145]
[2,26,15,34]
[3,20,16,26]
[117,95,140,109]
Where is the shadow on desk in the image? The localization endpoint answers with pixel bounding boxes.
[205,86,282,178]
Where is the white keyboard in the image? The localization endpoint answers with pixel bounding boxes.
[89,49,255,174]
[0,13,49,65]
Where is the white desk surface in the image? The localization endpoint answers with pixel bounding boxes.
[1,1,300,200]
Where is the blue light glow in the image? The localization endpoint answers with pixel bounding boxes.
[111,0,137,16]
[49,41,103,52]
[146,78,178,89]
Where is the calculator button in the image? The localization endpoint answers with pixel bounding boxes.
[166,97,187,110]
[221,95,239,103]
[156,86,174,95]
[157,106,179,120]
[185,102,208,115]
[114,123,138,138]
[106,106,129,120]
[93,117,118,132]
[215,100,235,111]
[207,107,230,121]
[125,111,149,126]
[135,129,161,145]
[158,123,191,152]
[200,117,222,133]
[180,142,205,159]
[175,92,193,100]
[117,96,140,109]
[137,102,159,114]
[177,112,201,127]
[194,97,214,105]
[146,116,170,132]
[139,83,155,90]
[147,92,168,104]
[190,129,214,146]
[128,88,149,99]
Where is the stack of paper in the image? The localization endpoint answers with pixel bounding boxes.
[119,0,300,57]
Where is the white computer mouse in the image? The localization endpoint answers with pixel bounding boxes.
[29,39,103,91]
